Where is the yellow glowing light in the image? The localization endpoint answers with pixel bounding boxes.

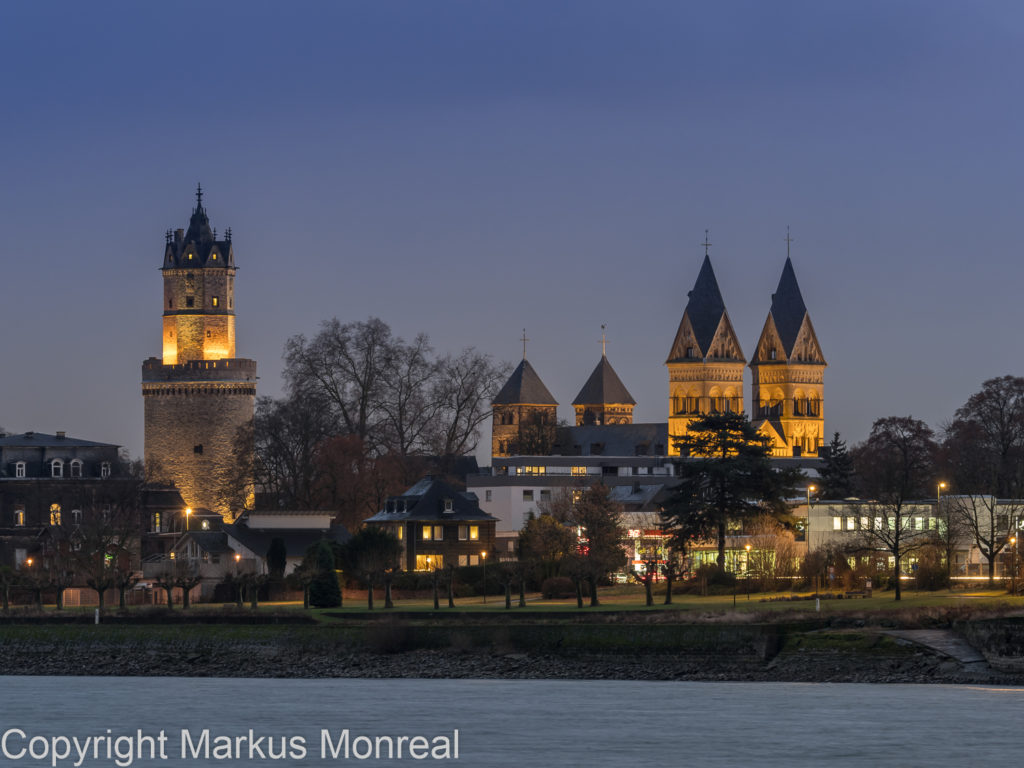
[808,485,817,493]
[25,558,32,567]
[939,482,947,490]
[235,553,241,562]
[480,551,487,560]
[745,544,751,552]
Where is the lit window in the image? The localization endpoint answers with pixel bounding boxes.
[152,513,161,533]
[187,252,194,261]
[469,555,479,566]
[415,554,442,571]
[201,520,209,530]
[846,517,855,531]
[15,462,25,478]
[70,459,83,478]
[571,466,587,476]
[422,525,433,541]
[211,253,217,260]
[101,462,111,479]
[434,526,444,541]
[212,297,219,307]
[14,509,25,527]
[49,504,62,526]
[469,525,479,541]
[395,525,403,540]
[458,555,468,566]
[51,459,63,478]
[832,516,841,531]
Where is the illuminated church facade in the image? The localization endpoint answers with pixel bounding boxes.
[491,242,825,460]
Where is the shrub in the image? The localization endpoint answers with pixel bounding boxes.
[309,540,342,608]
[540,576,575,599]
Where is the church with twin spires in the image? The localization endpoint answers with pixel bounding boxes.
[491,238,826,459]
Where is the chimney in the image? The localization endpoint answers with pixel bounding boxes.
[56,431,66,439]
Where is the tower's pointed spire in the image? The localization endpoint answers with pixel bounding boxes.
[684,254,727,354]
[769,257,808,357]
[185,184,214,244]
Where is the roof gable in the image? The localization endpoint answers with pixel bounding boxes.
[667,256,741,362]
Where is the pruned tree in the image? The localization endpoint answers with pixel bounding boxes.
[341,527,403,610]
[852,416,938,600]
[662,413,802,571]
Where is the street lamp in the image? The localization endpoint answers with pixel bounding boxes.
[481,551,488,604]
[806,485,817,597]
[1011,536,1018,595]
[745,543,752,600]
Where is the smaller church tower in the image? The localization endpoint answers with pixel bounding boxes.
[572,329,636,426]
[750,246,826,457]
[491,334,558,457]
[665,243,746,455]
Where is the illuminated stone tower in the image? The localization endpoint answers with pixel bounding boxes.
[750,252,826,457]
[491,333,558,457]
[666,246,745,455]
[142,186,256,518]
[572,330,636,426]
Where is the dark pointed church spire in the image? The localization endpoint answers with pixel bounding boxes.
[769,257,809,357]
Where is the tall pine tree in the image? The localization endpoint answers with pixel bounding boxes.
[818,432,856,499]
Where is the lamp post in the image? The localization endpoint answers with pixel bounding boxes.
[1011,537,1018,595]
[937,481,949,579]
[481,551,487,604]
[745,543,752,600]
[806,485,816,595]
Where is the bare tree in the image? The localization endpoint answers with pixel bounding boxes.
[430,349,512,456]
[852,416,938,600]
[944,377,1024,584]
[747,513,799,589]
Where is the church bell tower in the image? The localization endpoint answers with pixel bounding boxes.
[142,186,256,518]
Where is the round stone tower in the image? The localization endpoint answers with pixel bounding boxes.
[142,186,256,518]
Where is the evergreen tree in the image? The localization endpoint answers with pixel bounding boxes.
[662,413,802,571]
[266,537,288,581]
[818,432,856,499]
[308,539,342,608]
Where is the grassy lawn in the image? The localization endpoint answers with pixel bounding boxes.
[8,585,1024,620]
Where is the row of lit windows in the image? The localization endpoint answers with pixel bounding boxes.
[832,515,938,532]
[13,460,111,479]
[420,524,480,541]
[11,505,97,527]
[169,296,229,310]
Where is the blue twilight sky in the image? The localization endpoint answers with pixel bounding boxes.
[1,1,1023,462]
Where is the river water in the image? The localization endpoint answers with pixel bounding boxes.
[0,677,1021,767]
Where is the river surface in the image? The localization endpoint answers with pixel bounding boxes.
[0,677,1021,767]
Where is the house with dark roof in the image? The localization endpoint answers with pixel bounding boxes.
[148,509,349,600]
[366,478,497,571]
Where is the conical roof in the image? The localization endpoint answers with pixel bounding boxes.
[492,359,558,405]
[685,255,726,353]
[572,355,636,405]
[769,257,808,357]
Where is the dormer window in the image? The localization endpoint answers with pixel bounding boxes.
[101,462,111,479]
[15,461,25,478]
[443,498,454,514]
[769,348,777,360]
[51,459,64,478]
[211,253,217,261]
[187,252,194,261]
[70,459,83,478]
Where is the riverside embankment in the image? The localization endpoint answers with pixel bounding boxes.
[1,606,1023,683]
